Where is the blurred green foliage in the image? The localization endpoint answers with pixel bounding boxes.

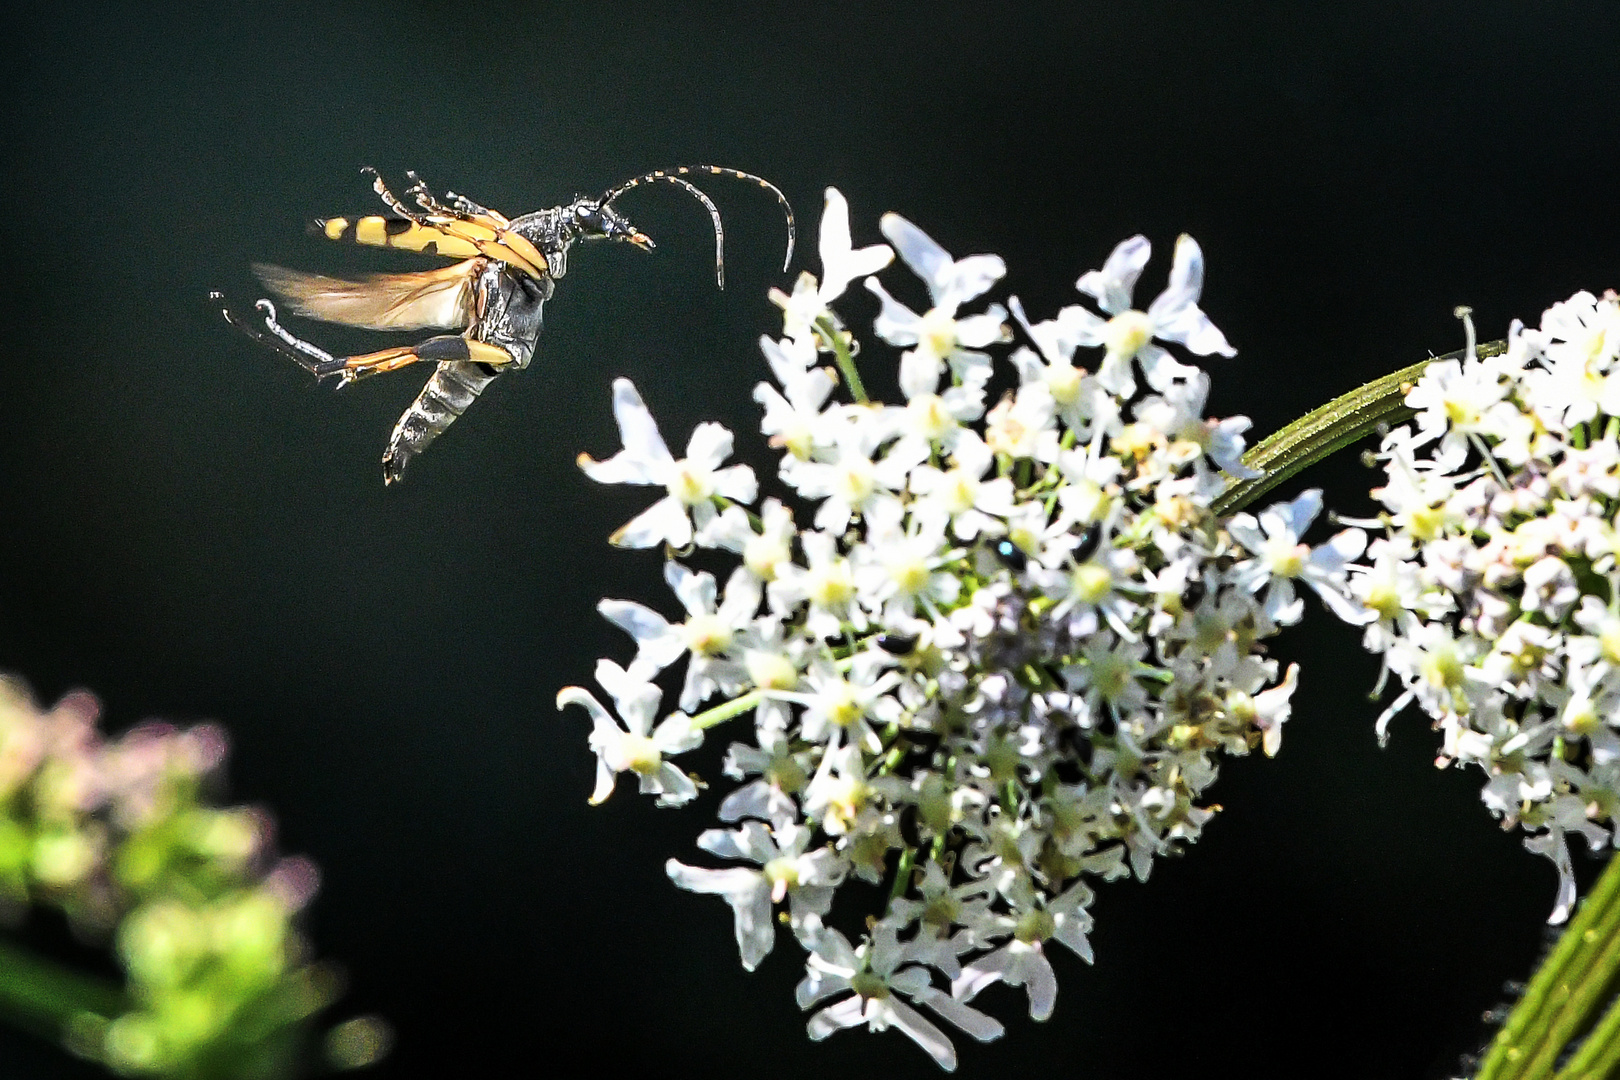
[0,677,386,1077]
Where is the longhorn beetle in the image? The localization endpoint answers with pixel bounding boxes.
[215,166,794,484]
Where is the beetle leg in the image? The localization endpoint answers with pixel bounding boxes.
[331,336,519,385]
[361,166,430,226]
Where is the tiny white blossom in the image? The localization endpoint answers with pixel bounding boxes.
[577,378,757,548]
[666,821,846,970]
[556,660,702,807]
[797,917,1003,1071]
[1068,234,1236,394]
[1228,489,1369,625]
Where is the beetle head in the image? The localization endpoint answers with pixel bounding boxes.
[567,197,654,251]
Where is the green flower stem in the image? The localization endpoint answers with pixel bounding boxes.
[0,935,124,1042]
[1210,339,1507,517]
[887,846,917,908]
[690,690,766,731]
[1476,853,1620,1080]
[1553,989,1620,1080]
[816,315,868,404]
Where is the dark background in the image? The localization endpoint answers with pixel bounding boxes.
[2,2,1617,1077]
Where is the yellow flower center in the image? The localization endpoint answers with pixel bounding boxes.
[1102,310,1153,357]
[825,680,864,728]
[763,856,800,892]
[1047,363,1083,405]
[606,731,662,777]
[1363,578,1403,621]
[1599,619,1620,665]
[744,533,790,581]
[775,418,816,461]
[890,555,932,596]
[1071,563,1114,605]
[1403,504,1448,542]
[1421,642,1465,690]
[808,561,855,608]
[819,774,866,834]
[1265,538,1308,579]
[986,403,1031,457]
[940,468,978,514]
[1013,908,1056,944]
[745,650,798,691]
[908,392,957,441]
[918,306,959,361]
[1066,479,1109,525]
[683,613,733,656]
[834,457,876,506]
[667,463,710,506]
[1564,698,1600,737]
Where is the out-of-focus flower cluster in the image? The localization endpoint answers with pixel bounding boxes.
[560,190,1365,1067]
[1345,293,1620,924]
[0,677,384,1077]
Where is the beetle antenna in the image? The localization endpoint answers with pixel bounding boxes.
[690,166,794,272]
[602,171,729,289]
[603,166,796,279]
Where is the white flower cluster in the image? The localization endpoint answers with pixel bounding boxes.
[558,190,1363,1068]
[1346,292,1620,923]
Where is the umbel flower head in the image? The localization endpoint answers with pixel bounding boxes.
[558,190,1356,1067]
[1343,293,1620,923]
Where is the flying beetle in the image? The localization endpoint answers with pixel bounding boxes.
[215,166,795,484]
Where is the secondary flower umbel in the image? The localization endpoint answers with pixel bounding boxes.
[1343,295,1620,923]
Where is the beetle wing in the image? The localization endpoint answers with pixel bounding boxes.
[253,259,485,331]
[311,212,549,281]
[311,215,487,260]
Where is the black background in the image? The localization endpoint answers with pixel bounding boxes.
[2,3,1617,1077]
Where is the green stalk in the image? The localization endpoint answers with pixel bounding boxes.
[1475,853,1620,1080]
[0,935,124,1042]
[816,315,869,403]
[1211,340,1507,517]
[1553,990,1620,1080]
[689,689,766,731]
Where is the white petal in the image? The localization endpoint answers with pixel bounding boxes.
[911,986,1005,1043]
[1147,236,1236,357]
[596,600,684,673]
[611,378,673,470]
[652,713,702,755]
[684,422,735,471]
[1076,235,1150,315]
[954,308,1009,349]
[718,781,794,825]
[1023,950,1058,1021]
[665,561,712,614]
[806,997,867,1039]
[818,188,895,303]
[952,948,1012,1002]
[1051,918,1094,963]
[699,821,775,863]
[866,277,922,346]
[881,212,953,299]
[1009,297,1073,364]
[1280,489,1324,540]
[665,861,776,970]
[710,463,759,503]
[1136,344,1200,392]
[650,762,698,806]
[590,756,618,804]
[577,448,660,486]
[938,255,1007,311]
[609,497,692,549]
[884,998,959,1071]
